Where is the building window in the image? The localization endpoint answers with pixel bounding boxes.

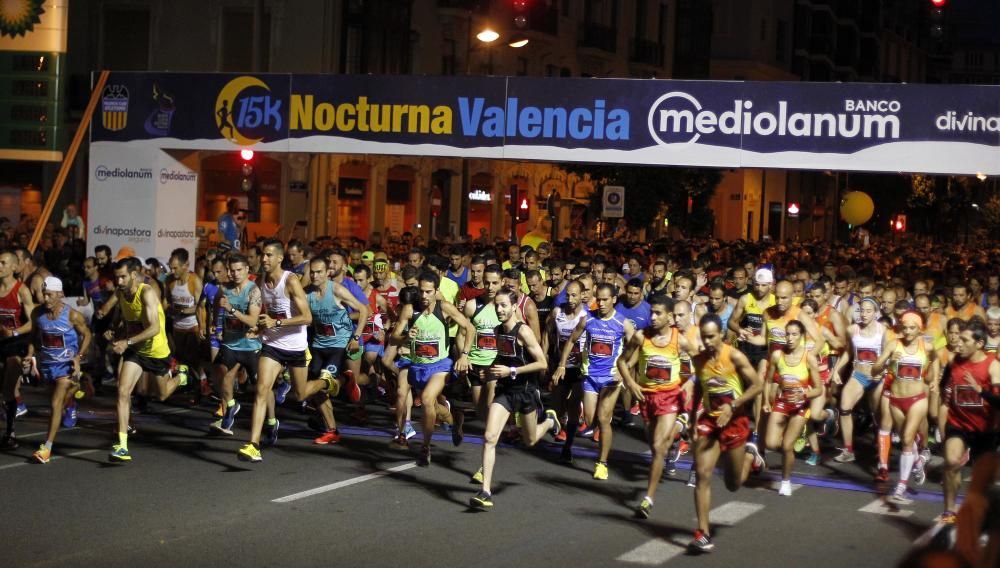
[442,38,457,75]
[221,8,271,72]
[102,8,150,70]
[776,19,787,63]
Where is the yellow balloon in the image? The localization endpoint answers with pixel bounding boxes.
[840,191,874,226]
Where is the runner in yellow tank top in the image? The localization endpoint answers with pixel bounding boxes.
[106,257,180,463]
[618,295,697,519]
[688,314,764,553]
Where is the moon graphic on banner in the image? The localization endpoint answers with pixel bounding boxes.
[214,76,268,146]
[840,191,874,225]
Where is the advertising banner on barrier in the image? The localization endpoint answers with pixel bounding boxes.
[90,73,1000,175]
[154,153,198,262]
[87,143,157,259]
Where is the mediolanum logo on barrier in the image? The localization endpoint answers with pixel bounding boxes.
[159,169,197,184]
[647,91,902,146]
[95,165,153,182]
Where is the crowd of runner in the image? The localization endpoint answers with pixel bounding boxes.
[0,233,997,554]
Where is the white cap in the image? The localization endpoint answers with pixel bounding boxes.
[43,276,63,292]
[754,268,774,284]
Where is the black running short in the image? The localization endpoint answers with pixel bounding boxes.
[214,346,259,383]
[123,349,171,376]
[260,344,307,368]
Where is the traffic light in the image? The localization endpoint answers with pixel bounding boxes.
[240,149,254,192]
[894,214,907,232]
[512,0,529,29]
[929,0,947,39]
[508,187,530,225]
[787,202,800,218]
[518,194,530,221]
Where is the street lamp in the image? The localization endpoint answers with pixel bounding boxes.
[476,28,499,43]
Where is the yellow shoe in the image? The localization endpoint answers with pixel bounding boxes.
[33,445,51,464]
[593,461,609,480]
[321,371,340,397]
[237,443,262,462]
[471,466,484,483]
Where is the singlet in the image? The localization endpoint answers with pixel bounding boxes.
[852,321,885,377]
[617,300,652,331]
[516,293,530,323]
[495,322,531,391]
[584,309,627,380]
[360,288,384,345]
[739,292,775,337]
[260,271,308,351]
[554,305,588,369]
[923,312,948,352]
[709,302,735,333]
[37,305,79,366]
[377,284,399,311]
[946,302,978,322]
[169,274,199,330]
[308,280,354,350]
[0,280,25,331]
[696,343,744,418]
[804,337,830,371]
[946,355,994,433]
[116,283,170,359]
[775,351,810,403]
[815,304,842,355]
[84,277,110,310]
[221,281,261,351]
[534,294,555,326]
[469,297,500,367]
[986,335,1000,355]
[636,329,682,392]
[892,338,929,385]
[765,305,801,352]
[678,325,699,380]
[409,303,448,365]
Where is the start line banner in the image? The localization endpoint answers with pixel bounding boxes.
[91,72,1000,175]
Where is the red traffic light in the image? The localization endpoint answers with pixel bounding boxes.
[930,0,946,6]
[787,202,800,216]
[520,197,529,210]
[240,149,254,161]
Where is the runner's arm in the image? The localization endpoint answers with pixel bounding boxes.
[616,332,645,401]
[13,283,35,336]
[871,339,898,377]
[334,283,370,351]
[512,324,548,376]
[69,308,92,374]
[804,352,823,400]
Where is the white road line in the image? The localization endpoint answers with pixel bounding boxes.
[20,427,79,439]
[0,449,100,470]
[617,501,765,565]
[912,522,947,548]
[858,497,914,518]
[272,463,417,503]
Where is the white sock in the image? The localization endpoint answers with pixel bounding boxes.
[899,450,915,484]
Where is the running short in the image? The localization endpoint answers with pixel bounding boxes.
[39,361,74,383]
[213,346,259,383]
[309,346,346,378]
[772,398,808,418]
[0,334,30,359]
[123,349,171,376]
[819,367,831,386]
[850,371,882,391]
[364,341,384,356]
[347,346,363,362]
[408,358,453,388]
[738,342,768,369]
[172,328,202,365]
[696,413,751,452]
[260,344,307,368]
[468,364,494,387]
[639,388,682,421]
[493,384,541,414]
[584,373,619,394]
[888,391,927,415]
[945,426,997,458]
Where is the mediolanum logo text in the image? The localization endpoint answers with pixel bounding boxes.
[159,169,197,184]
[95,165,153,182]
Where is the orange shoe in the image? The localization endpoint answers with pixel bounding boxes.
[313,430,341,445]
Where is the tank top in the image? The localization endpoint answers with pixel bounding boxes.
[740,292,775,336]
[261,271,308,351]
[516,293,530,322]
[469,297,500,367]
[84,277,110,310]
[308,281,354,349]
[892,338,929,384]
[765,305,801,351]
[410,304,448,365]
[775,350,810,404]
[585,309,627,380]
[534,294,555,326]
[37,305,79,366]
[986,335,1000,355]
[711,302,735,333]
[169,274,198,330]
[0,280,24,330]
[495,321,531,391]
[116,283,170,358]
[555,305,587,369]
[815,304,842,355]
[697,343,744,417]
[946,355,994,432]
[852,321,885,377]
[222,281,261,351]
[946,302,977,322]
[636,329,682,392]
[678,325,699,380]
[804,338,830,371]
[360,288,384,345]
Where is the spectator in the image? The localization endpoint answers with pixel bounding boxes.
[60,203,85,235]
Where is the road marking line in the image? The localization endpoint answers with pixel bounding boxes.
[0,449,100,470]
[912,522,947,548]
[617,501,765,565]
[272,463,417,503]
[858,497,914,518]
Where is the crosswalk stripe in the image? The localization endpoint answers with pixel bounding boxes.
[858,497,914,518]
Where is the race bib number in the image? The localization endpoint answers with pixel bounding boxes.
[497,335,516,357]
[266,307,286,320]
[41,332,65,349]
[415,340,440,358]
[318,322,336,337]
[896,362,922,381]
[954,385,983,408]
[644,357,672,384]
[0,313,15,329]
[780,374,801,390]
[856,348,878,364]
[476,331,497,351]
[744,314,764,334]
[590,338,613,357]
[679,358,693,378]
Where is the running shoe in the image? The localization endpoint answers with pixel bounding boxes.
[210,419,232,436]
[689,530,714,553]
[912,456,927,486]
[237,443,262,462]
[778,480,793,497]
[559,445,574,465]
[32,445,51,464]
[109,444,131,462]
[62,404,78,428]
[578,423,594,437]
[221,402,241,432]
[636,496,653,519]
[805,452,820,466]
[175,364,189,387]
[471,466,484,483]
[403,422,416,440]
[321,371,341,397]
[666,439,682,463]
[687,470,697,487]
[314,429,341,445]
[470,490,493,510]
[451,421,463,447]
[274,380,292,405]
[16,401,27,417]
[417,444,431,467]
[546,409,561,437]
[745,440,765,472]
[343,370,361,403]
[1,432,18,450]
[127,424,137,436]
[554,429,567,442]
[592,427,600,443]
[875,467,890,483]
[891,432,900,445]
[793,430,807,454]
[263,419,280,447]
[593,461,609,480]
[833,448,856,463]
[214,402,225,418]
[823,411,839,439]
[389,433,408,450]
[887,483,913,506]
[938,511,957,525]
[678,440,690,456]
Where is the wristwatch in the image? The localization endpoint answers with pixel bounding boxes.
[352,334,361,341]
[126,338,133,347]
[728,401,737,412]
[229,307,237,316]
[274,319,282,329]
[510,367,518,380]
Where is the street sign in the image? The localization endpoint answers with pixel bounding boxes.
[602,185,624,218]
[430,187,442,217]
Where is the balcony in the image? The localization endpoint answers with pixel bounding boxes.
[630,39,663,66]
[579,22,617,53]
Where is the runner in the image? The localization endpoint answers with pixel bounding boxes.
[0,249,36,447]
[461,264,502,422]
[946,283,986,322]
[543,279,588,462]
[469,287,560,510]
[728,268,775,384]
[164,248,203,396]
[688,313,765,553]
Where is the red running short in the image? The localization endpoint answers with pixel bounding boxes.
[696,414,751,451]
[639,388,682,422]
